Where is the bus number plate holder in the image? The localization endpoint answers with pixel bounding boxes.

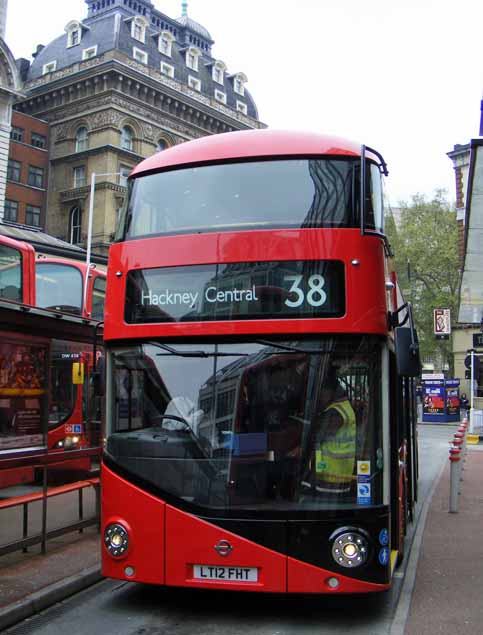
[193,565,258,582]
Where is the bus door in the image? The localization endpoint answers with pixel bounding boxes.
[49,341,94,451]
[0,235,36,305]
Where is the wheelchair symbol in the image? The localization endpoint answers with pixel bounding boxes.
[358,483,370,497]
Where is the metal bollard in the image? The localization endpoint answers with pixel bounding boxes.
[449,446,461,513]
[453,435,464,484]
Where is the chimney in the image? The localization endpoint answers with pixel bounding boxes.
[32,44,45,59]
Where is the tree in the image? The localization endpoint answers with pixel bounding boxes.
[386,190,459,374]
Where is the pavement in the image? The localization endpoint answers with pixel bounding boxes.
[1,440,483,633]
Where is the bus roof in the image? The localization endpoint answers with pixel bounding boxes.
[131,129,379,178]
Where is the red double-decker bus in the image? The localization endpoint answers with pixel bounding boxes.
[0,235,105,486]
[101,129,420,594]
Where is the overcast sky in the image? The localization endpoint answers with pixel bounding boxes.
[5,0,483,205]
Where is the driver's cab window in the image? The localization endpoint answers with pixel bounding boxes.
[0,244,23,302]
[36,263,83,314]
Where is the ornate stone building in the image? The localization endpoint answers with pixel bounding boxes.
[15,0,264,254]
[0,0,7,40]
[0,35,23,221]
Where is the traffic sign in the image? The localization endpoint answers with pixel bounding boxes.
[434,308,451,340]
[473,333,483,348]
[464,353,481,372]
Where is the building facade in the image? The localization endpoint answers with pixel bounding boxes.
[5,111,49,228]
[448,100,483,406]
[0,0,7,41]
[0,36,23,221]
[14,0,264,255]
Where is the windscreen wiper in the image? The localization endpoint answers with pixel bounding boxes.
[146,342,248,358]
[254,339,326,355]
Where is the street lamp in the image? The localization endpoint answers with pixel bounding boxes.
[84,171,121,311]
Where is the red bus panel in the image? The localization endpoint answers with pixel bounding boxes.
[165,505,286,593]
[102,464,166,584]
[105,229,387,340]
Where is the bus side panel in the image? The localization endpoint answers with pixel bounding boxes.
[0,466,35,488]
[101,464,166,584]
[287,557,390,594]
[165,506,286,593]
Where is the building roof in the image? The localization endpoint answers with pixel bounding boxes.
[23,0,258,121]
[0,223,107,264]
[175,15,212,41]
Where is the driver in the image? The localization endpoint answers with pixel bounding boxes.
[305,367,356,494]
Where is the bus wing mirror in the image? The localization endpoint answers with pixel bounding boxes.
[395,327,421,377]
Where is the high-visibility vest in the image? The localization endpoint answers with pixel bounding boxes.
[314,399,356,489]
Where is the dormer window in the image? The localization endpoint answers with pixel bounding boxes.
[160,62,175,78]
[70,29,80,46]
[236,101,248,115]
[65,20,88,48]
[185,46,201,72]
[212,61,226,85]
[188,76,201,92]
[158,31,174,57]
[42,61,57,75]
[214,89,227,104]
[82,45,98,60]
[133,47,148,64]
[232,72,248,96]
[131,16,148,43]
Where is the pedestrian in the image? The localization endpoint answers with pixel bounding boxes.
[460,392,469,420]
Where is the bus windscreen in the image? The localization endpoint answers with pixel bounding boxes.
[118,158,374,239]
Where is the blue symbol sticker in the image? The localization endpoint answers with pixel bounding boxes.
[379,547,389,566]
[379,528,389,546]
[357,482,372,505]
[72,424,82,434]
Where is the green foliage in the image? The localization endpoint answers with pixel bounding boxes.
[386,190,459,373]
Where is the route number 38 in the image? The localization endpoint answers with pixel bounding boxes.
[283,274,327,308]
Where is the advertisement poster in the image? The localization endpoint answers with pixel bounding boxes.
[446,380,460,417]
[423,381,445,415]
[0,339,48,451]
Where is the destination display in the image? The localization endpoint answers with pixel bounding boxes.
[125,260,345,323]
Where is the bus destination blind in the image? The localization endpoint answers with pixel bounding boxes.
[125,260,345,323]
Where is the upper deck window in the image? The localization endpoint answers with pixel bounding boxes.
[118,158,383,240]
[36,262,83,315]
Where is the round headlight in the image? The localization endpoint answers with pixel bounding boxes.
[332,530,369,568]
[104,523,129,558]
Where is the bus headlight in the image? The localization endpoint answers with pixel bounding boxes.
[331,530,368,568]
[104,523,129,558]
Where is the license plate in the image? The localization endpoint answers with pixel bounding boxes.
[193,565,258,582]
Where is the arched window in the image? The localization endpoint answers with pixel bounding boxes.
[156,139,168,152]
[70,206,82,244]
[121,126,134,151]
[75,126,88,152]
